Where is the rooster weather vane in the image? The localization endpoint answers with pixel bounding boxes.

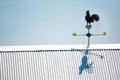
[72,10,106,75]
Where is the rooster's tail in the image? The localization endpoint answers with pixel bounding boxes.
[91,14,99,22]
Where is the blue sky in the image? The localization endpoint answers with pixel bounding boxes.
[0,0,120,45]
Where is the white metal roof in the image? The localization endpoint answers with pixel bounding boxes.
[0,44,120,51]
[1,44,120,80]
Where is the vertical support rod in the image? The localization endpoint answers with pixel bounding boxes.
[87,29,90,50]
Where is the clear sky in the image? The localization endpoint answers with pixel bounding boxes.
[0,0,120,45]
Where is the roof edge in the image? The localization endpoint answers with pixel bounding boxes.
[0,44,120,51]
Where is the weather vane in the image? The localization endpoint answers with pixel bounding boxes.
[72,10,106,75]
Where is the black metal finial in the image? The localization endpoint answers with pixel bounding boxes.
[85,10,100,49]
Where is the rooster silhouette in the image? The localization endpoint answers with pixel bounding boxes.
[85,10,99,26]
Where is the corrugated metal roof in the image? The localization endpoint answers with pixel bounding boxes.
[0,44,120,80]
